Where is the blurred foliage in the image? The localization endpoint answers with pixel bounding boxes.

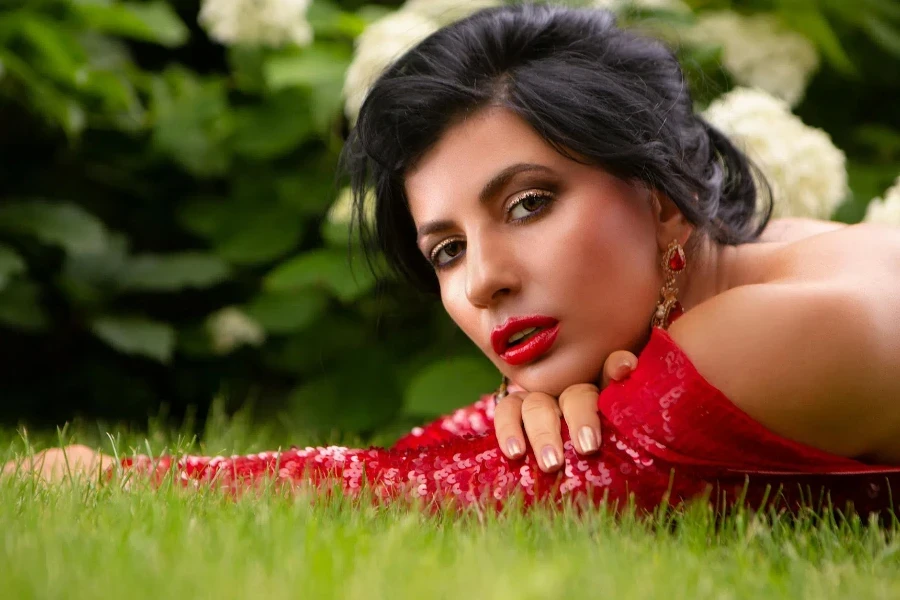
[0,0,897,439]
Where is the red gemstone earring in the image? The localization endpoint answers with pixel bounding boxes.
[651,239,686,330]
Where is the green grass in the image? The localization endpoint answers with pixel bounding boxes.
[4,410,900,599]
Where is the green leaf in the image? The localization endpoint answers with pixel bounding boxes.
[264,46,349,134]
[862,15,900,57]
[228,46,268,93]
[73,1,189,47]
[0,44,86,136]
[855,124,900,159]
[264,46,350,90]
[0,244,26,292]
[151,69,232,176]
[0,279,47,332]
[276,167,338,217]
[780,8,857,75]
[19,14,85,82]
[0,200,108,254]
[265,249,375,302]
[61,233,129,286]
[91,315,175,363]
[287,349,402,432]
[321,219,352,248]
[835,161,900,223]
[261,313,368,374]
[306,0,369,37]
[215,207,306,265]
[176,196,231,239]
[243,289,329,334]
[866,0,900,20]
[118,252,230,292]
[231,90,314,159]
[59,234,130,308]
[178,196,306,265]
[404,356,499,416]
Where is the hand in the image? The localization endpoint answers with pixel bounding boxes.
[2,444,110,483]
[494,350,638,472]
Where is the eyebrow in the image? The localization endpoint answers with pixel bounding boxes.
[415,163,555,243]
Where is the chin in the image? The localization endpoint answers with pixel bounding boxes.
[511,351,602,397]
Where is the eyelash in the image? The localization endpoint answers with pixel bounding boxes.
[428,191,555,270]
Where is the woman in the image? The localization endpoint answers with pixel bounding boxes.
[6,4,900,515]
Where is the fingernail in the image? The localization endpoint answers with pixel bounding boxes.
[541,445,560,470]
[578,426,598,453]
[506,437,523,458]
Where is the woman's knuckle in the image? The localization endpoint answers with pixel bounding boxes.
[561,383,599,398]
[526,429,555,444]
[558,385,598,409]
[521,401,551,418]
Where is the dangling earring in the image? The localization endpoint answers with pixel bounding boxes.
[494,375,509,406]
[651,239,686,330]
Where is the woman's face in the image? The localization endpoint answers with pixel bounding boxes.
[405,107,665,395]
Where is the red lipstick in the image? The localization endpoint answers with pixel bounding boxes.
[491,316,560,366]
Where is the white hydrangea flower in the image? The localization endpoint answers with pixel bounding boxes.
[327,187,375,226]
[864,176,900,226]
[198,0,313,47]
[703,87,847,220]
[343,11,439,123]
[207,307,266,355]
[593,0,690,13]
[403,0,502,25]
[686,11,818,107]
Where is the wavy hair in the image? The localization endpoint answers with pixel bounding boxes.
[341,3,772,292]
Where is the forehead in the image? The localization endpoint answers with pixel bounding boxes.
[404,107,568,222]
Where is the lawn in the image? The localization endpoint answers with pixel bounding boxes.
[3,413,900,600]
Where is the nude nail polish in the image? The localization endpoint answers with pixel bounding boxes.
[506,437,523,457]
[578,426,598,452]
[541,445,560,470]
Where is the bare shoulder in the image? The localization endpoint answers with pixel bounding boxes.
[772,222,900,278]
[758,217,846,243]
[668,234,900,458]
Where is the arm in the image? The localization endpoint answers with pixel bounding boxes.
[112,433,650,511]
[391,396,496,452]
[9,328,900,517]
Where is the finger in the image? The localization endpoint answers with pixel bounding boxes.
[558,383,602,455]
[506,381,527,395]
[520,392,564,473]
[493,392,527,460]
[600,350,638,389]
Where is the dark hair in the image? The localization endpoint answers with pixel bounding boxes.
[341,3,772,293]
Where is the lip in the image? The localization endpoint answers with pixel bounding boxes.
[491,315,560,366]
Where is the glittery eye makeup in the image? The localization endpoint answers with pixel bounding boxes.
[426,190,557,270]
[429,238,465,268]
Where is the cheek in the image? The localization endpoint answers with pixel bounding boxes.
[553,201,655,279]
[547,198,660,339]
[439,277,483,346]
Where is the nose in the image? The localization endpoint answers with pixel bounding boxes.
[464,231,520,308]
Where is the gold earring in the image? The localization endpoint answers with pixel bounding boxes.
[494,375,509,405]
[651,239,686,330]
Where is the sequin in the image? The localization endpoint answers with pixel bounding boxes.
[112,328,900,516]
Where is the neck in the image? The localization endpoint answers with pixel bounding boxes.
[678,236,746,311]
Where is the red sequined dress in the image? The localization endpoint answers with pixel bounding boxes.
[115,329,900,515]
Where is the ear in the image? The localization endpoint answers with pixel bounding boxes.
[650,190,694,253]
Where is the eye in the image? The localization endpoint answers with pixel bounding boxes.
[508,192,553,221]
[430,239,465,269]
